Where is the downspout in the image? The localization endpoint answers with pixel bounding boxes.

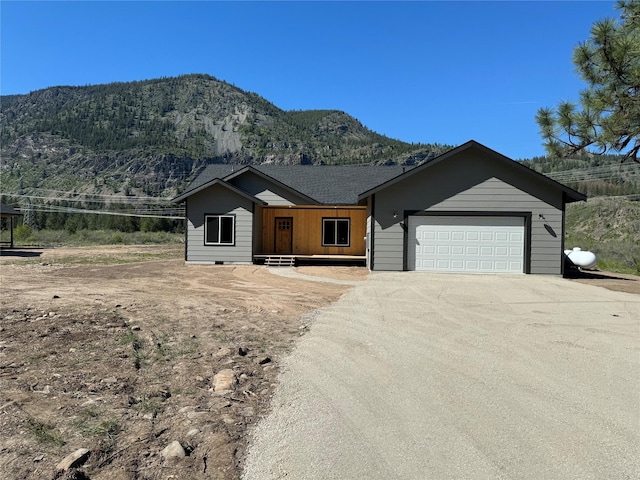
[370,194,376,271]
[184,199,188,262]
[561,193,566,276]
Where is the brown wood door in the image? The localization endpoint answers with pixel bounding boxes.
[274,217,293,254]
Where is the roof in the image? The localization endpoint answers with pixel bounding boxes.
[174,164,410,205]
[357,140,587,203]
[173,140,587,206]
[0,203,21,216]
[172,177,268,205]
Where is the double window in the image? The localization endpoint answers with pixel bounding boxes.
[205,215,234,245]
[322,218,350,247]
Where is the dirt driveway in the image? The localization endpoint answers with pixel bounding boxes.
[243,272,640,479]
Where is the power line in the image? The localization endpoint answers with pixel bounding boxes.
[20,204,184,219]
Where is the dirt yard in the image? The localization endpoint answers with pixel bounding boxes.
[0,246,365,480]
[0,245,636,480]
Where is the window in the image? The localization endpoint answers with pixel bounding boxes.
[322,218,350,246]
[205,215,234,245]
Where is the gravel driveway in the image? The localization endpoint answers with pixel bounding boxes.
[243,272,640,480]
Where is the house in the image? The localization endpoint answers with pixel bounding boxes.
[173,140,586,274]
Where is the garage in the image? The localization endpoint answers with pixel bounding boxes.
[408,216,525,273]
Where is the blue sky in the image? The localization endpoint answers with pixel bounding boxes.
[1,1,619,160]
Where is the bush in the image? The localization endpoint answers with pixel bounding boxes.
[14,224,33,242]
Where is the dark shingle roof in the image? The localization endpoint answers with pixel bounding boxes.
[0,203,21,216]
[179,164,411,205]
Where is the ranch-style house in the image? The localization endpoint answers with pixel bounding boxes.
[173,140,586,274]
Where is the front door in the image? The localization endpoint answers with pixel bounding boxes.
[274,217,293,254]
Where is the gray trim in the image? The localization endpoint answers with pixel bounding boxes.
[370,194,376,271]
[561,193,567,276]
[184,199,189,261]
[223,167,321,205]
[357,140,587,203]
[173,178,267,204]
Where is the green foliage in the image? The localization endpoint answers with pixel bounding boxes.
[13,224,34,242]
[24,417,65,447]
[522,152,640,196]
[1,74,452,199]
[565,197,640,273]
[71,408,120,438]
[11,228,183,247]
[537,0,640,162]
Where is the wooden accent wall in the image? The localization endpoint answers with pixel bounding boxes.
[262,206,367,255]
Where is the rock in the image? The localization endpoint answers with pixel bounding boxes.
[33,454,44,462]
[241,407,255,417]
[214,347,232,358]
[186,428,201,437]
[161,441,185,460]
[56,448,90,472]
[101,377,117,384]
[212,369,236,392]
[130,325,141,331]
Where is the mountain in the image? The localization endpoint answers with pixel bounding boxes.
[0,74,451,198]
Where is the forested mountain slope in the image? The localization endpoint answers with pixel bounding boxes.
[1,74,450,197]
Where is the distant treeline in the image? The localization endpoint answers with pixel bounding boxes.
[523,153,639,197]
[2,197,182,234]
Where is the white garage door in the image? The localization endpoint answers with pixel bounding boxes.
[408,216,524,273]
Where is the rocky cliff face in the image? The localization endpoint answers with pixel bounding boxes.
[0,74,448,197]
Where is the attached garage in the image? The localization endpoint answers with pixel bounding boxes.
[358,141,586,275]
[407,216,525,273]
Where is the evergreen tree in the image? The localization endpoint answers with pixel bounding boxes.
[536,0,640,162]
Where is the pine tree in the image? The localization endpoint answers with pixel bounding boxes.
[536,0,640,162]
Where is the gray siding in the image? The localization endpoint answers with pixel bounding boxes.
[230,171,310,205]
[372,150,565,274]
[365,198,372,269]
[186,184,254,264]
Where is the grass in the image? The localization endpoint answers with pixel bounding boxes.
[24,417,66,447]
[2,251,181,267]
[565,197,640,275]
[119,332,146,370]
[152,332,200,359]
[6,228,183,247]
[71,408,120,438]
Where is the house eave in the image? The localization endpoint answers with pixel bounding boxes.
[357,140,587,203]
[172,178,267,205]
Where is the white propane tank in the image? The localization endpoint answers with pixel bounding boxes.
[564,247,597,269]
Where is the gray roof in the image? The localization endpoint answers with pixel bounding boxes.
[0,203,21,216]
[178,164,411,205]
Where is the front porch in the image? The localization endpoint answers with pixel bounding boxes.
[253,254,367,267]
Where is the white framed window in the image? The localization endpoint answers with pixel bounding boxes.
[322,218,350,247]
[205,215,235,245]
